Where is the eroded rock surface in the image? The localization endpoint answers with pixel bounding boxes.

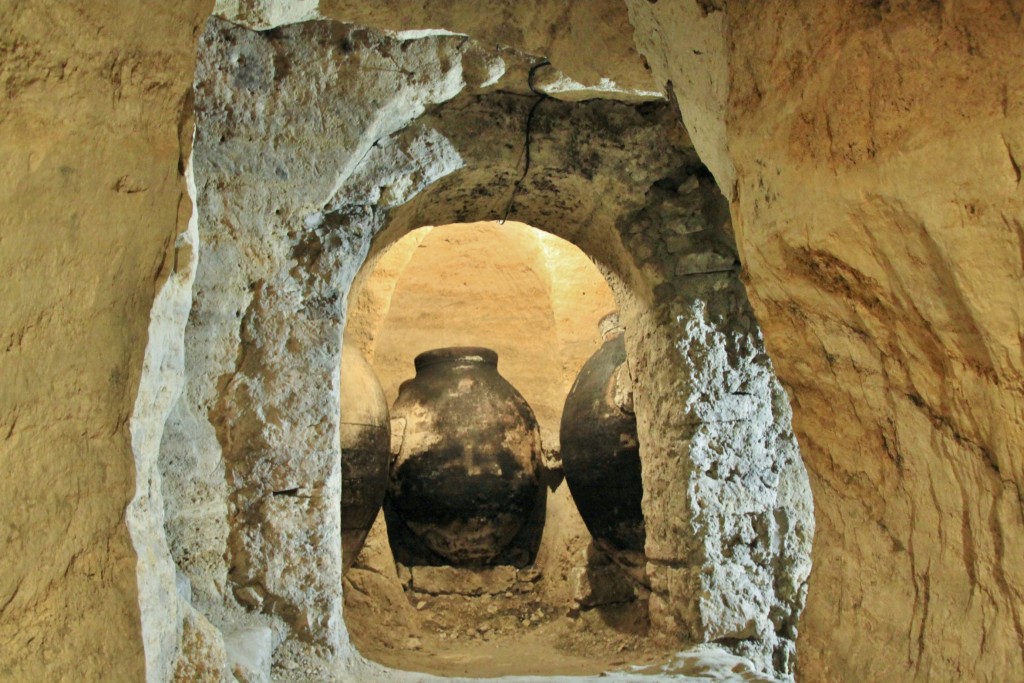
[0,2,212,681]
[630,1,1024,680]
[214,0,660,100]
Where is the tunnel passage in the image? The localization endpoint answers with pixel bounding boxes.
[147,17,814,681]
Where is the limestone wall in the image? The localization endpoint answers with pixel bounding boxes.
[629,1,1024,680]
[222,0,659,100]
[0,2,212,681]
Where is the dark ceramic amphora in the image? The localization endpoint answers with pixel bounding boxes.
[389,347,541,564]
[560,313,646,558]
[340,343,391,572]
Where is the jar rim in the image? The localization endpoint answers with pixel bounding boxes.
[414,346,499,371]
[599,311,624,339]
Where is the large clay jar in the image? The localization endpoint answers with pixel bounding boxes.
[340,343,391,573]
[560,313,645,558]
[389,347,541,564]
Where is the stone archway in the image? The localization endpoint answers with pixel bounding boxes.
[145,16,812,681]
[4,2,1021,683]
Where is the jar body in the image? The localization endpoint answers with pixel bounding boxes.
[560,325,645,557]
[340,344,391,572]
[389,347,541,564]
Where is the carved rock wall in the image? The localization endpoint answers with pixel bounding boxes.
[0,2,212,681]
[629,1,1024,680]
[218,0,659,99]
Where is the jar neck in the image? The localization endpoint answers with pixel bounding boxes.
[414,346,499,372]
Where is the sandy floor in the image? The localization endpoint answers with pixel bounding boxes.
[344,569,682,678]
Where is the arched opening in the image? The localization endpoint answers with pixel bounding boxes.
[141,15,813,682]
[341,220,668,676]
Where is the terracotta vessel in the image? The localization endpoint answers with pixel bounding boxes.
[340,343,391,572]
[560,313,645,556]
[389,347,541,564]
